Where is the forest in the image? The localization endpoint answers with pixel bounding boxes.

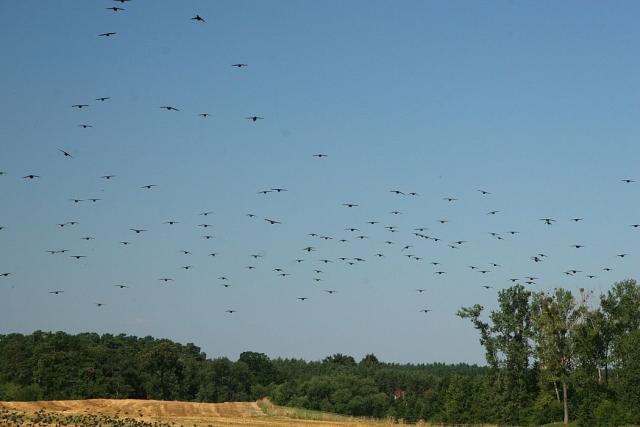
[2,279,640,426]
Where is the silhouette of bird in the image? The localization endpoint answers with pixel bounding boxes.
[313,154,328,158]
[343,203,359,208]
[95,303,105,307]
[621,179,635,183]
[264,218,281,225]
[478,190,491,195]
[199,113,211,118]
[324,290,337,294]
[23,174,40,180]
[141,184,157,189]
[159,278,174,282]
[419,309,432,313]
[570,218,584,222]
[246,116,263,122]
[540,218,555,225]
[160,106,179,111]
[191,14,206,22]
[487,210,500,215]
[49,290,64,295]
[226,310,237,313]
[416,289,427,293]
[70,255,86,260]
[481,285,493,289]
[72,104,88,109]
[297,297,309,301]
[114,284,128,289]
[232,63,248,68]
[200,211,213,216]
[164,220,179,225]
[77,124,92,129]
[444,197,457,202]
[106,7,125,11]
[98,32,117,37]
[95,97,110,101]
[101,175,116,180]
[120,241,131,246]
[271,188,287,192]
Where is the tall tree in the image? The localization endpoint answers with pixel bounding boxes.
[532,288,586,425]
[458,284,535,424]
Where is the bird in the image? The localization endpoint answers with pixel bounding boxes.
[120,241,131,246]
[101,175,116,180]
[487,210,500,215]
[70,255,86,260]
[202,235,214,239]
[191,14,206,22]
[49,290,64,295]
[77,124,92,129]
[313,154,328,158]
[343,203,359,208]
[443,197,457,202]
[264,218,281,225]
[80,236,95,241]
[95,303,105,307]
[246,213,256,218]
[225,310,237,314]
[419,309,432,313]
[271,188,287,192]
[141,184,157,189]
[246,116,263,122]
[87,198,101,203]
[324,290,337,294]
[570,218,584,222]
[621,179,635,183]
[164,221,179,225]
[95,97,110,101]
[198,224,212,228]
[478,190,491,195]
[297,297,309,301]
[130,228,146,234]
[232,63,248,68]
[199,113,211,118]
[98,32,117,37]
[159,278,174,282]
[481,285,493,290]
[72,104,89,109]
[617,254,629,258]
[209,253,217,257]
[302,246,315,252]
[540,218,555,225]
[70,199,84,203]
[180,250,192,255]
[114,284,128,289]
[200,211,214,216]
[180,265,193,270]
[106,7,125,11]
[23,174,40,180]
[390,190,405,195]
[160,106,179,111]
[0,273,12,277]
[408,192,419,196]
[572,244,585,249]
[416,289,427,293]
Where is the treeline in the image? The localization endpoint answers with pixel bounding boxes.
[1,279,640,426]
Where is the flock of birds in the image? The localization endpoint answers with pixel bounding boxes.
[1,1,639,323]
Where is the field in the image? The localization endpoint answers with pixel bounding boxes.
[0,398,489,427]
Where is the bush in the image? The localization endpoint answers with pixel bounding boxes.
[528,393,563,425]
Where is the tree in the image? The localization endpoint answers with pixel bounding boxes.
[458,284,535,424]
[532,288,586,425]
[140,342,183,400]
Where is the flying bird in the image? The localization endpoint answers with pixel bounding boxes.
[160,106,179,111]
[129,228,147,234]
[98,32,117,37]
[106,7,125,11]
[246,116,264,122]
[191,14,206,22]
[95,97,110,101]
[232,63,248,68]
[264,218,281,225]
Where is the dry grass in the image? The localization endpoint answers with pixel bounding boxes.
[0,398,496,426]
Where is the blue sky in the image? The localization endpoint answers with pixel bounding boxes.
[0,1,639,364]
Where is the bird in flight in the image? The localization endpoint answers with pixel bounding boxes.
[101,175,116,180]
[159,278,174,282]
[77,124,93,129]
[621,179,635,183]
[114,284,128,289]
[390,190,405,195]
[141,184,157,189]
[160,106,179,111]
[23,174,40,180]
[540,218,555,225]
[416,289,427,293]
[232,63,248,68]
[342,202,359,208]
[72,104,89,109]
[164,220,179,225]
[49,290,64,295]
[95,303,105,307]
[264,218,281,225]
[246,116,264,122]
[95,97,110,101]
[297,297,309,301]
[70,255,86,260]
[191,14,206,22]
[481,285,493,290]
[57,149,73,159]
[129,228,147,234]
[271,188,287,192]
[226,310,237,314]
[478,189,491,195]
[313,154,328,158]
[199,113,211,118]
[324,290,337,294]
[570,218,584,222]
[419,309,432,313]
[200,211,213,216]
[106,7,125,12]
[99,32,117,37]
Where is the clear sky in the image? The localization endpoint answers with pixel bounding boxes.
[0,1,639,364]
